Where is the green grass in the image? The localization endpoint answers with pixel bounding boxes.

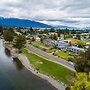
[31,41,44,46]
[31,41,53,49]
[54,51,74,61]
[68,38,79,45]
[22,48,74,85]
[31,41,57,53]
[46,48,56,53]
[78,40,90,44]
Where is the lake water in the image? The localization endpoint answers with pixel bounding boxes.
[0,39,57,90]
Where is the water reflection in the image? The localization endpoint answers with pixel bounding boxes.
[13,57,24,70]
[4,48,11,57]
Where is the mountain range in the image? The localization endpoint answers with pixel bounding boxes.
[0,17,52,28]
[0,17,90,30]
[53,25,79,30]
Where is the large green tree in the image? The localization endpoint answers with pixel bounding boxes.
[0,26,3,34]
[3,29,14,42]
[71,73,90,90]
[50,34,57,40]
[74,46,90,73]
[15,35,26,49]
[77,41,86,48]
[76,34,81,40]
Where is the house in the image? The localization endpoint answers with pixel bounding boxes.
[43,39,56,46]
[67,46,85,54]
[85,42,90,49]
[56,41,69,50]
[57,45,68,51]
[86,42,90,45]
[49,32,58,36]
[51,40,58,46]
[27,35,40,41]
[15,32,22,35]
[60,34,64,40]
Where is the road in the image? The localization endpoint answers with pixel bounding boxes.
[26,44,75,71]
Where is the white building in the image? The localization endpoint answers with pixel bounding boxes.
[68,46,85,54]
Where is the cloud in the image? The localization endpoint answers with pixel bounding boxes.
[0,0,90,27]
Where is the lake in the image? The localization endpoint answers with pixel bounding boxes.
[0,39,57,90]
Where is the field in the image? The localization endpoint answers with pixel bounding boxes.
[22,48,74,85]
[54,51,74,61]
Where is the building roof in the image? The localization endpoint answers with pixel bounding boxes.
[68,46,85,51]
[57,45,68,49]
[86,42,90,45]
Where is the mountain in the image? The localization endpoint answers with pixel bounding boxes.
[54,25,90,30]
[0,17,90,30]
[54,25,79,30]
[82,27,90,30]
[0,17,52,28]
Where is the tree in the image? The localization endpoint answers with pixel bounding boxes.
[64,32,68,39]
[31,37,35,42]
[3,29,14,42]
[50,34,57,40]
[71,73,90,90]
[44,29,49,34]
[69,41,72,46]
[40,37,44,43]
[0,26,3,34]
[29,27,35,35]
[74,46,90,73]
[49,28,55,32]
[76,34,81,40]
[77,40,86,48]
[15,35,26,49]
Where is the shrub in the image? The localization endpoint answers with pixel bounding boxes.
[68,57,74,61]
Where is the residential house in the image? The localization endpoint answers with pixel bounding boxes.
[43,39,56,46]
[49,32,58,36]
[85,42,90,49]
[56,41,69,50]
[67,46,85,54]
[27,35,40,41]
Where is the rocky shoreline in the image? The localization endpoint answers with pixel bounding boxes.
[4,42,66,90]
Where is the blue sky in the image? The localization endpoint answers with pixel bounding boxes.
[0,0,90,27]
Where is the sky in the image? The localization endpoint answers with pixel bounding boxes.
[0,0,90,27]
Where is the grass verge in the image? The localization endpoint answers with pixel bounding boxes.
[22,48,75,85]
[54,51,74,61]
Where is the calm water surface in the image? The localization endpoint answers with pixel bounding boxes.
[0,39,57,90]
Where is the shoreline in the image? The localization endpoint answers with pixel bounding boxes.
[18,54,66,90]
[4,43,66,90]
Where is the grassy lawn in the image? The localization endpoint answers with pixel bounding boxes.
[31,41,44,46]
[65,38,79,45]
[22,48,74,85]
[31,41,53,48]
[46,48,56,53]
[78,40,90,44]
[54,51,74,61]
[66,38,90,45]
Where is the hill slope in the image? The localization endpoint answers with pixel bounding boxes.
[0,17,52,28]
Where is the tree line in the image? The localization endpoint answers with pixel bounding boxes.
[3,27,26,49]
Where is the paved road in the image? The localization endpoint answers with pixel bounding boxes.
[26,44,75,71]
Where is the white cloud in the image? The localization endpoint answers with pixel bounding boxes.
[0,0,90,27]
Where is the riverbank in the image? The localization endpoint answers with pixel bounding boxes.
[4,42,67,90]
[18,53,66,90]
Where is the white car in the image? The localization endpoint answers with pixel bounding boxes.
[68,61,74,66]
